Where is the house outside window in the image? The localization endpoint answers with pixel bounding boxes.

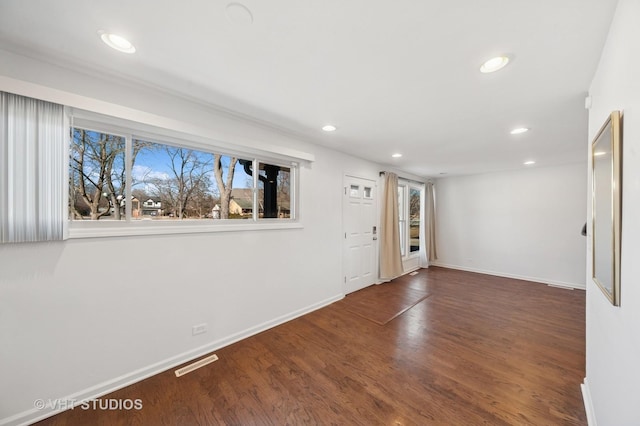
[67,112,299,237]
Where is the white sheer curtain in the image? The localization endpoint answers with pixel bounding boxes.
[1,92,66,243]
[379,171,403,280]
[419,181,437,267]
[419,184,428,268]
[425,182,437,262]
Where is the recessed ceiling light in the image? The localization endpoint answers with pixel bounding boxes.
[524,160,536,165]
[99,31,136,53]
[510,127,529,135]
[480,56,510,73]
[322,124,336,132]
[392,153,402,158]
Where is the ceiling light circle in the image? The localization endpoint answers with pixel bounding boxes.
[480,56,509,73]
[322,125,337,132]
[392,153,402,158]
[99,31,136,53]
[225,3,254,25]
[510,127,529,135]
[524,160,536,165]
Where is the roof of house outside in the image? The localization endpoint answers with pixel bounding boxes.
[230,189,255,210]
[230,188,291,211]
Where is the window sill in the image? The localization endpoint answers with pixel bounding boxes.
[67,220,303,239]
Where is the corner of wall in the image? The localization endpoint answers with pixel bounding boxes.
[581,378,597,426]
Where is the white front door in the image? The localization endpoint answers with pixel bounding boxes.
[343,176,377,294]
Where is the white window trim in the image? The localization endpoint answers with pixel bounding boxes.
[71,109,313,166]
[67,109,304,239]
[398,179,424,260]
[398,183,407,257]
[68,220,303,239]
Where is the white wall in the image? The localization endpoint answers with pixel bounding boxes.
[584,0,640,424]
[0,51,385,425]
[434,163,587,288]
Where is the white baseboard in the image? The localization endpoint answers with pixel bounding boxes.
[431,262,586,290]
[1,294,344,426]
[581,378,597,426]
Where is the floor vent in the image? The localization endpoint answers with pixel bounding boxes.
[175,354,218,377]
[409,271,419,276]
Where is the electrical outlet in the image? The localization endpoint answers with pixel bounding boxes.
[192,323,207,336]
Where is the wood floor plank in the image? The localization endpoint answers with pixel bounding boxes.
[336,282,431,325]
[34,267,586,425]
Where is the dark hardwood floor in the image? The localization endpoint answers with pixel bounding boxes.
[35,267,586,425]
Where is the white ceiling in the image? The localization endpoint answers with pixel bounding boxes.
[0,0,618,177]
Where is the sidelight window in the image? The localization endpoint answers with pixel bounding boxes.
[398,181,423,258]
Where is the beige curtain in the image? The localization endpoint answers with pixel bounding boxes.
[425,182,437,262]
[379,172,403,280]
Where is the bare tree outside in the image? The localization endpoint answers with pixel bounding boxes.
[70,132,257,221]
[69,129,124,220]
[188,181,216,218]
[409,187,421,252]
[147,146,213,219]
[69,129,151,220]
[276,166,291,218]
[213,154,238,219]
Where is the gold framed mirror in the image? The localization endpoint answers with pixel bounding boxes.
[591,110,622,306]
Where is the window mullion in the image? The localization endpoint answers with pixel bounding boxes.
[291,162,297,220]
[252,159,258,221]
[125,134,132,221]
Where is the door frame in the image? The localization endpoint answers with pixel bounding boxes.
[342,173,379,295]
